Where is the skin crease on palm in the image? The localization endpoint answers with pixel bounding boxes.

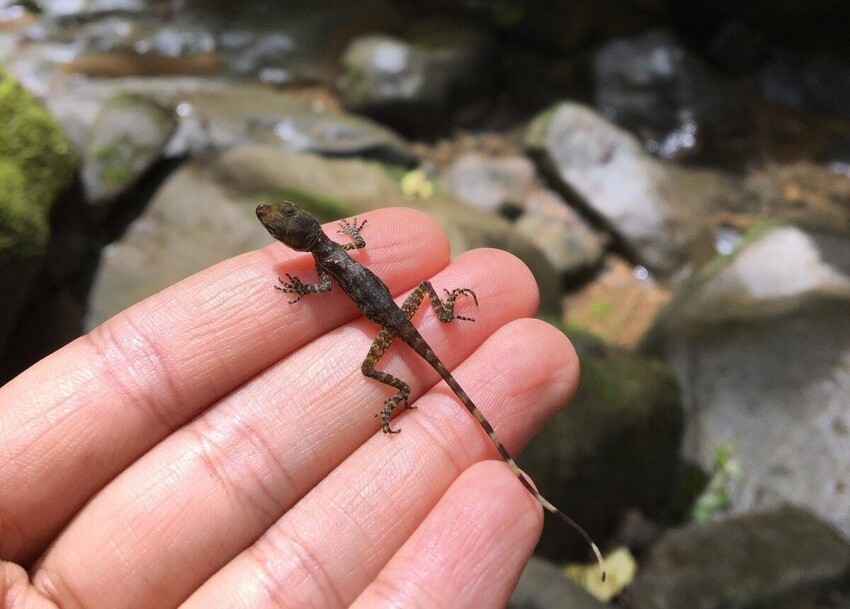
[0,208,581,609]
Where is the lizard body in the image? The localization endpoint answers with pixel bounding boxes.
[256,201,604,580]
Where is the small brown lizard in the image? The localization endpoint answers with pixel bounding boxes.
[256,201,605,580]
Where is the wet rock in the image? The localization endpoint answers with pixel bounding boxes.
[625,507,850,609]
[26,1,401,85]
[525,102,717,276]
[208,0,401,86]
[522,334,683,560]
[61,12,211,57]
[246,107,416,166]
[758,51,850,116]
[0,70,76,352]
[594,30,750,158]
[337,19,496,133]
[444,153,536,213]
[509,557,611,609]
[514,188,604,281]
[47,78,417,165]
[87,146,561,326]
[127,17,216,58]
[563,257,672,350]
[164,82,415,165]
[648,224,850,333]
[81,91,176,210]
[50,12,220,78]
[210,145,404,217]
[35,0,149,18]
[10,4,217,81]
[645,226,850,537]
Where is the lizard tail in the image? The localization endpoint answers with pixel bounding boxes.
[425,351,606,582]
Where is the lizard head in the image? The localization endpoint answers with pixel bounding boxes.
[256,201,322,251]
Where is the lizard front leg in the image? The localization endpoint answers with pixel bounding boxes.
[275,259,331,304]
[361,327,411,434]
[337,217,367,251]
[401,281,478,322]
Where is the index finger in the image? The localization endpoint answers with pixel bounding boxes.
[0,207,451,563]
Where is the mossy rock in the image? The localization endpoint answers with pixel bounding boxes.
[82,92,177,209]
[0,71,77,350]
[521,328,684,560]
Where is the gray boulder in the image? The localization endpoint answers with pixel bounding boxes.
[337,20,495,132]
[444,153,536,214]
[514,189,604,282]
[48,78,417,167]
[626,507,850,609]
[646,225,850,539]
[526,102,715,276]
[81,92,176,212]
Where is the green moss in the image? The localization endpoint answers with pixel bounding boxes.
[0,159,36,253]
[254,187,358,223]
[581,352,632,405]
[0,70,77,262]
[578,342,679,408]
[104,91,173,129]
[91,134,155,187]
[102,163,137,187]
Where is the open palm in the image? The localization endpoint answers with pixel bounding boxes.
[1,208,579,608]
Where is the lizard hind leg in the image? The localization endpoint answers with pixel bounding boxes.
[402,281,478,323]
[362,327,412,434]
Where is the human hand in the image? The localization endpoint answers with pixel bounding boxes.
[1,208,580,608]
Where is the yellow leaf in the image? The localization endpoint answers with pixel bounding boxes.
[564,547,637,601]
[400,168,434,200]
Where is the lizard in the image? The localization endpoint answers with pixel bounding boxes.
[256,201,605,580]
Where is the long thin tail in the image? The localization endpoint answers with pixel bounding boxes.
[421,343,606,582]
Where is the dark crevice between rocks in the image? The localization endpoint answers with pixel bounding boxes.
[0,157,185,384]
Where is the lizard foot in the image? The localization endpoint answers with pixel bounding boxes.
[443,288,478,322]
[376,410,401,434]
[377,393,407,434]
[337,217,367,236]
[275,274,311,304]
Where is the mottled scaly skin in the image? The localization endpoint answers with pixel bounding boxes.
[256,201,604,580]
